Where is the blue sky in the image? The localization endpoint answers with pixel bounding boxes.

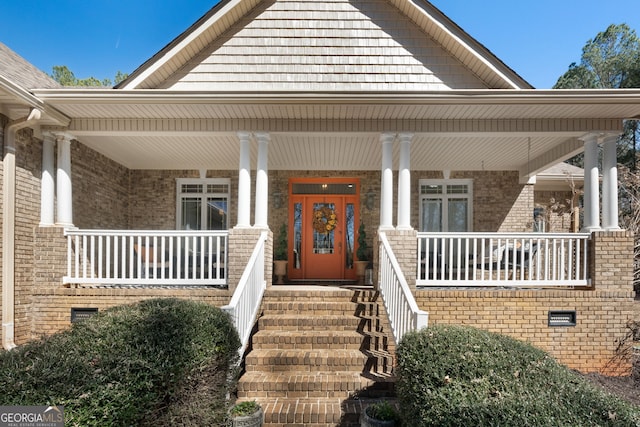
[1,1,638,89]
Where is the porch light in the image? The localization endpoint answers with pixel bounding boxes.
[273,192,283,209]
[365,189,376,210]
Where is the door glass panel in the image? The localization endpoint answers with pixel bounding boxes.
[181,197,201,230]
[313,203,336,254]
[345,203,354,269]
[421,199,442,232]
[294,202,302,269]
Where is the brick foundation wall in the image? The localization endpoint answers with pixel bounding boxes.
[415,289,636,374]
[32,287,231,338]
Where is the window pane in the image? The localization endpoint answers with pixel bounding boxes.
[345,203,354,269]
[421,184,443,195]
[181,198,201,230]
[207,184,229,193]
[181,184,203,193]
[448,198,468,232]
[294,203,302,269]
[313,203,335,254]
[206,197,227,230]
[421,198,442,232]
[447,184,468,194]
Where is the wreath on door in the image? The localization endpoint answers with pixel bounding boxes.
[313,206,338,233]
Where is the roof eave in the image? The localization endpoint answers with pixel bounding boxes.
[0,76,71,125]
[32,88,640,107]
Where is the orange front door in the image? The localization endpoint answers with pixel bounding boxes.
[288,179,359,281]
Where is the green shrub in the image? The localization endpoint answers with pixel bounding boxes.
[365,400,399,422]
[0,298,241,426]
[396,325,640,427]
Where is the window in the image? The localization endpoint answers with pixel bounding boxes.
[419,179,472,232]
[176,178,230,230]
[533,207,546,232]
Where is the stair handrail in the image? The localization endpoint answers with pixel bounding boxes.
[222,230,268,356]
[378,230,429,346]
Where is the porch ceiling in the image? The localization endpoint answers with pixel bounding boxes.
[34,88,640,173]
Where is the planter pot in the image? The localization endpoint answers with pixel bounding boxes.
[355,260,368,284]
[360,409,396,427]
[231,406,263,427]
[273,260,287,284]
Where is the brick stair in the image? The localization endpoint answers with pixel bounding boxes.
[234,286,396,427]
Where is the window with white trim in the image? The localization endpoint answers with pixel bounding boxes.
[419,179,473,232]
[176,178,230,230]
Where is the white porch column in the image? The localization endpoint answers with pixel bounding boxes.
[56,133,74,227]
[40,132,55,226]
[581,134,600,232]
[380,133,395,230]
[397,133,413,230]
[602,134,620,230]
[254,132,269,228]
[236,131,252,228]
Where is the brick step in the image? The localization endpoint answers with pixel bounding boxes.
[251,330,364,350]
[237,371,395,399]
[264,288,379,303]
[258,314,365,331]
[261,301,371,315]
[253,397,395,427]
[245,349,368,372]
[231,396,399,427]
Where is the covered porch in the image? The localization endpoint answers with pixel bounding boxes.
[34,89,631,293]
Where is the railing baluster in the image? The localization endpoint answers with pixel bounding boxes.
[415,232,590,288]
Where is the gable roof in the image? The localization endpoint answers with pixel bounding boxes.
[0,42,60,91]
[0,42,69,125]
[118,0,532,91]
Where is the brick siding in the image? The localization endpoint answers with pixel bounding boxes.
[415,288,636,374]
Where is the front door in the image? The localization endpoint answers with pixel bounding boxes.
[288,178,359,281]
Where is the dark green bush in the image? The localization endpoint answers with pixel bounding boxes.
[0,298,241,426]
[396,325,640,427]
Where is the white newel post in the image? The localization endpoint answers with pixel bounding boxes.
[56,133,74,227]
[380,133,395,230]
[254,132,269,228]
[40,132,55,226]
[237,131,252,228]
[397,133,413,230]
[602,134,620,230]
[581,134,600,232]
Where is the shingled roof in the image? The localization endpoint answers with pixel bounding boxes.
[0,42,60,90]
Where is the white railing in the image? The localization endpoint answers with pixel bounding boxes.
[417,232,590,287]
[64,229,228,286]
[379,231,429,346]
[222,230,268,356]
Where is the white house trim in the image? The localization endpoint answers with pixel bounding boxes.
[397,133,413,230]
[581,134,600,232]
[40,132,56,226]
[602,134,621,231]
[254,132,270,229]
[380,133,395,230]
[55,133,74,228]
